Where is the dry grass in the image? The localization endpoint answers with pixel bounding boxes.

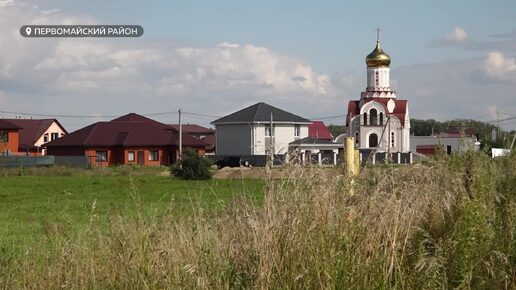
[1,152,515,289]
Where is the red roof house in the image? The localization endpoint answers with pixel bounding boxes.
[2,119,67,155]
[308,121,333,140]
[168,124,216,154]
[0,120,21,155]
[45,113,207,166]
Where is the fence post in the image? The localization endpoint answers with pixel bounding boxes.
[345,137,358,195]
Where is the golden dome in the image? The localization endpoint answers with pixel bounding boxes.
[366,40,391,68]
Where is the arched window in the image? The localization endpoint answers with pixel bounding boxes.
[369,133,378,148]
[355,131,359,146]
[363,112,368,125]
[375,71,379,86]
[391,131,395,148]
[370,108,378,126]
[379,112,384,126]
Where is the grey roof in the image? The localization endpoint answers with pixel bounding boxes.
[211,102,311,124]
[289,137,341,146]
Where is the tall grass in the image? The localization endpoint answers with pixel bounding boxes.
[1,152,515,289]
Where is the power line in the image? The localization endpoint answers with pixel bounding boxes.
[0,109,179,118]
[308,114,346,120]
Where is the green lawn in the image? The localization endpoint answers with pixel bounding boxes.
[0,167,264,249]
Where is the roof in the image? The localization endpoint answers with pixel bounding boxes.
[346,98,408,126]
[201,134,216,151]
[308,121,333,140]
[168,124,215,134]
[211,102,311,125]
[3,119,67,150]
[289,137,341,146]
[46,113,206,148]
[0,119,21,130]
[111,113,170,129]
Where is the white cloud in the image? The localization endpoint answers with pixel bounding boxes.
[445,27,469,43]
[0,0,14,7]
[433,26,470,46]
[0,2,349,130]
[484,51,516,81]
[0,2,514,132]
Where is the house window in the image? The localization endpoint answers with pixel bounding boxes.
[294,125,300,137]
[0,132,8,143]
[51,133,59,141]
[149,150,159,161]
[96,151,107,162]
[265,125,274,137]
[128,151,135,162]
[43,133,49,143]
[391,132,395,148]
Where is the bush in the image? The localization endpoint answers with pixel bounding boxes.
[171,149,212,180]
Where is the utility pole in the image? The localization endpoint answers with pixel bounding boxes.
[387,114,391,163]
[497,110,500,143]
[178,109,182,165]
[270,112,274,166]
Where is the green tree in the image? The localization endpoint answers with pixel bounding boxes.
[327,124,347,138]
[170,149,212,180]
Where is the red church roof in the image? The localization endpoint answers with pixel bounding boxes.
[346,98,408,126]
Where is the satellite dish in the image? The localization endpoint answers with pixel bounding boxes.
[387,99,396,114]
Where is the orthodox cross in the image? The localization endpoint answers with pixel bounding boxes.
[375,28,382,41]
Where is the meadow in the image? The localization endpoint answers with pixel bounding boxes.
[0,166,264,248]
[0,152,515,289]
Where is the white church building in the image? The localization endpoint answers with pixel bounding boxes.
[346,36,410,153]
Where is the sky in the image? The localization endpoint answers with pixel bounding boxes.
[0,0,515,131]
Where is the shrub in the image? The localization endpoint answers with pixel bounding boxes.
[171,149,212,180]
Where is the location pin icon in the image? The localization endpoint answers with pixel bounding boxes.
[25,27,32,36]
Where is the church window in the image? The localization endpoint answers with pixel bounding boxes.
[375,71,379,86]
[370,109,378,125]
[355,131,359,145]
[369,133,378,148]
[363,112,368,125]
[379,112,384,126]
[391,132,395,148]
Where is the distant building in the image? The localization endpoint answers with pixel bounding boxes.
[168,124,216,154]
[410,135,477,155]
[0,120,21,155]
[346,37,410,153]
[211,102,311,156]
[289,137,342,165]
[46,113,206,166]
[3,119,67,155]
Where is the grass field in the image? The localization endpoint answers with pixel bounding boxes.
[0,166,264,249]
[1,153,515,289]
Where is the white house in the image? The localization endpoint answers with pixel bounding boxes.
[211,102,312,156]
[346,37,410,153]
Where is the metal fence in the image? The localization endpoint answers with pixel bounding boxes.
[0,155,89,168]
[206,155,286,167]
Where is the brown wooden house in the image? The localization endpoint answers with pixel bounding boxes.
[45,113,207,166]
